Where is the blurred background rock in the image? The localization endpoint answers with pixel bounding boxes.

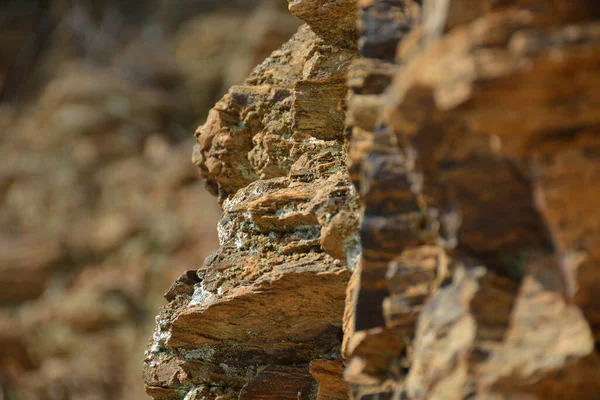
[0,1,300,399]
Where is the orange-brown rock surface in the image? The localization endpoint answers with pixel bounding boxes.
[344,0,600,399]
[0,2,299,399]
[144,10,360,398]
[145,0,600,399]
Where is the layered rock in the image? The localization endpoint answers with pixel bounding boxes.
[343,0,600,399]
[144,7,360,399]
[145,0,600,399]
[0,2,295,399]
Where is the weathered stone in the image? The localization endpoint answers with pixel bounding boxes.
[239,365,318,399]
[194,25,355,199]
[0,2,300,399]
[146,0,600,399]
[403,265,519,399]
[344,0,600,398]
[310,359,349,400]
[146,10,360,397]
[288,0,358,48]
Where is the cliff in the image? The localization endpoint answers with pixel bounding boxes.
[144,1,600,399]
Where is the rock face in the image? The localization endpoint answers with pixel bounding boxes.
[347,0,600,398]
[144,11,360,397]
[0,2,297,400]
[145,1,600,399]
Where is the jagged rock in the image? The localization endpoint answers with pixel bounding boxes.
[145,3,361,398]
[0,2,301,399]
[193,25,354,198]
[146,0,600,399]
[343,0,600,399]
[288,0,358,48]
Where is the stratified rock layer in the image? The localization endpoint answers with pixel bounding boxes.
[0,2,297,400]
[343,0,600,399]
[144,10,360,399]
[146,0,600,399]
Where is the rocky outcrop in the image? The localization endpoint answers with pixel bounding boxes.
[343,0,600,399]
[144,8,360,397]
[145,0,600,399]
[0,2,296,400]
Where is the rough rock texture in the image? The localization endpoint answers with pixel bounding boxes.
[144,9,361,396]
[0,2,298,399]
[146,0,600,399]
[343,0,600,399]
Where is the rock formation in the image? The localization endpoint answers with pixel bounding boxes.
[0,2,297,399]
[144,15,360,400]
[145,0,600,399]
